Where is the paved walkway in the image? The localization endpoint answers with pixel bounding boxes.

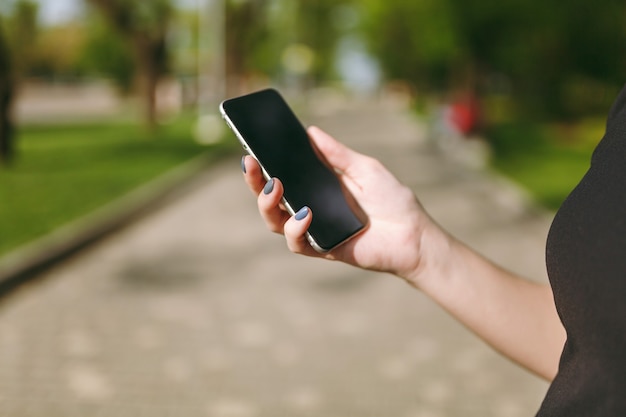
[0,93,554,417]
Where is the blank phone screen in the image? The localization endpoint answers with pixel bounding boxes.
[221,89,365,251]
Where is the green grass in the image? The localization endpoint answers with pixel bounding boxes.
[0,114,237,256]
[487,119,604,210]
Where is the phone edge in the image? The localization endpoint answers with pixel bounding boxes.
[219,99,337,253]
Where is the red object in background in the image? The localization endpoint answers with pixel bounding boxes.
[450,98,479,135]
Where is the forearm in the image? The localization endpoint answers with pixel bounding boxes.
[408,229,565,381]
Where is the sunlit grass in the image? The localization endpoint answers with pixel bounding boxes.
[487,118,603,210]
[0,114,236,255]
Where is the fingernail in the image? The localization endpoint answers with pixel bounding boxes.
[295,206,309,221]
[241,156,247,173]
[263,178,274,195]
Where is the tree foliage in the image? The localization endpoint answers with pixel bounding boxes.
[292,0,352,82]
[223,0,355,93]
[79,18,135,92]
[224,0,270,95]
[86,0,173,130]
[359,0,626,119]
[30,23,86,79]
[360,0,463,91]
[0,0,38,164]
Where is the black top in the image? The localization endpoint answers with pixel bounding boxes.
[539,86,626,416]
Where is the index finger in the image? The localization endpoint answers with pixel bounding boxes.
[242,155,266,195]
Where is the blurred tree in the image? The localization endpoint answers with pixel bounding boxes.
[0,19,14,164]
[224,0,270,95]
[224,0,355,92]
[29,23,87,80]
[79,18,135,93]
[86,0,173,130]
[534,0,626,118]
[293,0,352,83]
[359,0,463,92]
[359,0,626,120]
[6,0,38,73]
[168,8,200,78]
[447,0,626,119]
[0,0,38,164]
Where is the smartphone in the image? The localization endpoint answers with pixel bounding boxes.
[220,88,367,252]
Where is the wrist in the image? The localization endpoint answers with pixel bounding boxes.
[402,220,457,290]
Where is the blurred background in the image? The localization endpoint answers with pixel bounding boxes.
[1,0,625,253]
[0,0,626,252]
[0,0,625,416]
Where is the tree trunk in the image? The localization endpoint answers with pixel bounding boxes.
[0,77,14,165]
[86,0,169,132]
[134,37,161,132]
[0,28,15,165]
[224,1,264,97]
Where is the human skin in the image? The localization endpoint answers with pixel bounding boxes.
[241,125,566,381]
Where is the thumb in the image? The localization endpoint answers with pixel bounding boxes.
[307,126,359,175]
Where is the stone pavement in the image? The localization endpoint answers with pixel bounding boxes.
[0,93,554,416]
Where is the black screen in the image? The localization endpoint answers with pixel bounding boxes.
[221,89,365,251]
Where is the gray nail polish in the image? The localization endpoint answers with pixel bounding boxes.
[263,178,274,195]
[241,156,246,173]
[295,206,309,221]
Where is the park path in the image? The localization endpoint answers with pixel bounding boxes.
[0,92,553,417]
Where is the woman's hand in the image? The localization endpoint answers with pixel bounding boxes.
[241,126,450,284]
[241,125,566,380]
